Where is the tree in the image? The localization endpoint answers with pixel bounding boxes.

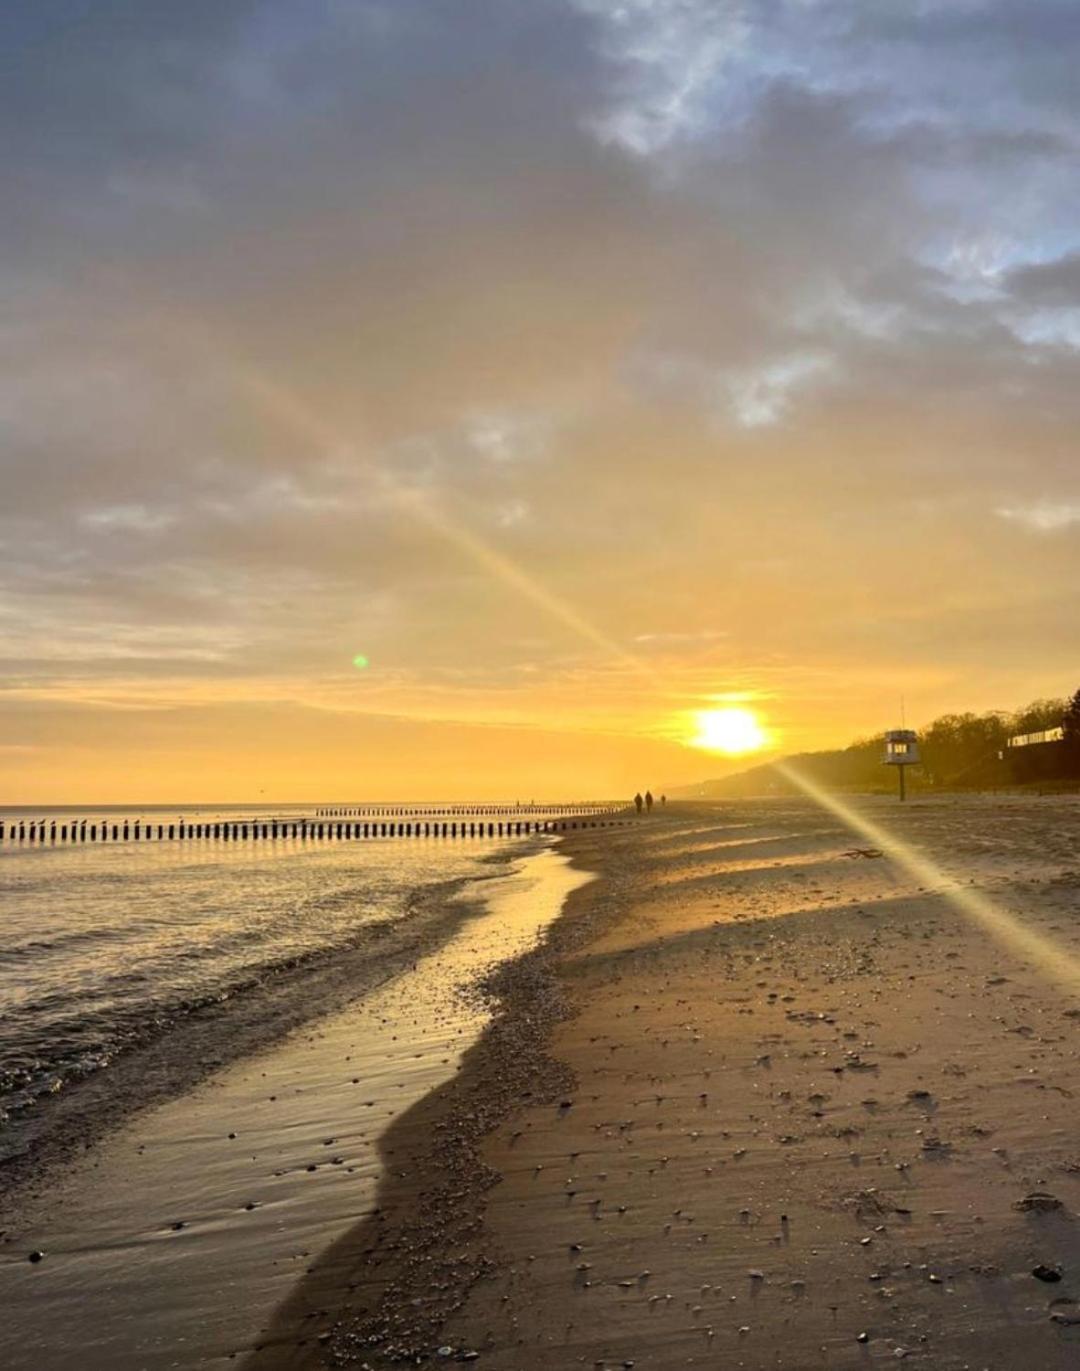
[919,712,1009,786]
[1010,697,1066,737]
[1063,689,1080,766]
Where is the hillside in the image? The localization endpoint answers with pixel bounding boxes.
[673,693,1080,798]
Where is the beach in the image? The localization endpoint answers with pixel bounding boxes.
[0,832,590,1367]
[10,6,1079,1367]
[250,796,1080,1369]
[5,796,1080,1369]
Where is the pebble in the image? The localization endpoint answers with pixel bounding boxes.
[1014,1191,1062,1213]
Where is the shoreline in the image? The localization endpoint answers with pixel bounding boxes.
[0,842,589,1371]
[249,796,1080,1369]
[0,852,518,1205]
[7,797,1080,1367]
[246,830,618,1368]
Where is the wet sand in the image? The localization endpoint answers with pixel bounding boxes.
[0,847,591,1369]
[260,796,1080,1369]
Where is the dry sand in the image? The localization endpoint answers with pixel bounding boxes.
[256,796,1080,1370]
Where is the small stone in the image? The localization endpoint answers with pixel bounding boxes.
[28,1250,44,1264]
[1032,1263,1063,1283]
[1014,1191,1063,1213]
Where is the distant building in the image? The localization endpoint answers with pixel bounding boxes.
[1006,726,1064,749]
[883,729,920,801]
[1002,724,1076,785]
[883,729,920,766]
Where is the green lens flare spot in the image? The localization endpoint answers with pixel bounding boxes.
[352,653,370,670]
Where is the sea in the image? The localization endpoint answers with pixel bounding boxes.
[0,804,566,1161]
[0,806,596,1368]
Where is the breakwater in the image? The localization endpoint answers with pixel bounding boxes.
[0,804,627,847]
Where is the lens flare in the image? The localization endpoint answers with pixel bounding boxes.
[227,359,646,677]
[776,760,1080,995]
[352,653,370,670]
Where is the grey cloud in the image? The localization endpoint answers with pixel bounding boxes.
[2,0,1079,711]
[1004,252,1080,305]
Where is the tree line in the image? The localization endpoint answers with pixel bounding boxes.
[711,688,1080,796]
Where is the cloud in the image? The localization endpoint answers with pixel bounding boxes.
[2,1,1080,795]
[996,501,1080,532]
[633,630,727,647]
[1004,251,1080,305]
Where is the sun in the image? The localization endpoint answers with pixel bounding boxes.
[689,706,767,756]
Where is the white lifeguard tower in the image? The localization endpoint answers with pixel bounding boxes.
[883,729,920,801]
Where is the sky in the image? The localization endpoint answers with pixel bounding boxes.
[2,1,1079,803]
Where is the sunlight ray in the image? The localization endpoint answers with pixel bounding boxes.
[776,760,1080,994]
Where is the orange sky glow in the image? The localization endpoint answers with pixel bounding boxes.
[3,3,1079,803]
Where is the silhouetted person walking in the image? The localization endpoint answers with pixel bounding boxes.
[660,794,666,807]
[634,792,643,815]
[645,790,653,813]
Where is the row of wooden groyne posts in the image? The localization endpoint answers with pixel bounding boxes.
[0,803,629,847]
[315,804,611,817]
